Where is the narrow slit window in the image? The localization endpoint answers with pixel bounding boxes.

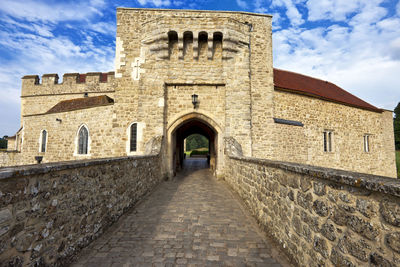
[40,130,47,152]
[183,31,193,60]
[168,31,178,60]
[213,32,223,60]
[130,123,137,152]
[198,32,208,60]
[364,134,370,152]
[78,126,88,154]
[324,130,333,152]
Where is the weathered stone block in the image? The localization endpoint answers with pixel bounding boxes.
[338,233,370,262]
[300,175,312,192]
[302,224,312,242]
[370,252,395,267]
[313,200,329,217]
[0,209,12,225]
[330,249,356,267]
[356,199,374,218]
[339,203,355,213]
[386,232,400,253]
[347,215,380,241]
[288,190,294,201]
[313,182,326,196]
[332,207,348,226]
[321,220,336,241]
[297,191,313,210]
[313,235,329,258]
[380,199,400,227]
[300,210,320,232]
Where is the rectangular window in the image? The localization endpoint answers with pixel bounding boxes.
[324,130,333,152]
[41,130,47,152]
[364,134,370,152]
[130,123,137,152]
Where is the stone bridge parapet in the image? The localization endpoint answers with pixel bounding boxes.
[0,155,162,266]
[225,155,400,266]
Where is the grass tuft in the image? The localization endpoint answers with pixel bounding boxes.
[396,151,400,178]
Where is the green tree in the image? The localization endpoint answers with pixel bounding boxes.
[186,134,208,151]
[394,102,400,150]
[0,136,7,149]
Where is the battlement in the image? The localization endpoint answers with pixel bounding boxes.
[22,72,115,86]
[21,72,115,97]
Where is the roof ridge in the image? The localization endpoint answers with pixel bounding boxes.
[274,68,331,85]
[273,68,381,112]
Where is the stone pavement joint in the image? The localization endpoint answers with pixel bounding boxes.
[70,158,292,266]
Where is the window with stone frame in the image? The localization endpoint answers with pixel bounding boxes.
[130,123,137,152]
[323,130,333,152]
[40,129,47,152]
[364,134,370,152]
[78,126,89,154]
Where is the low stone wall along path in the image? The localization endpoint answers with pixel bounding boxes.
[71,158,290,266]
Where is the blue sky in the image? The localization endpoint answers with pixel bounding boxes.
[1,0,400,136]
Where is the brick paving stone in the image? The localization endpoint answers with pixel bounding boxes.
[70,158,291,266]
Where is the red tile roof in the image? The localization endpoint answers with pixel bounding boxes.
[273,68,381,112]
[46,95,114,114]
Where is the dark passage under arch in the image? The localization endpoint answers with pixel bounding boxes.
[171,118,217,175]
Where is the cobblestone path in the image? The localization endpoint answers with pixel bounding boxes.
[71,158,290,267]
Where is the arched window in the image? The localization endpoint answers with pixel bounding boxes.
[198,32,208,60]
[168,31,178,60]
[78,126,89,154]
[213,32,223,60]
[130,123,137,152]
[183,31,193,60]
[40,130,47,152]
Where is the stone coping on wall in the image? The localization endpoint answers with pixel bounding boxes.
[0,154,158,180]
[229,155,400,198]
[116,7,273,18]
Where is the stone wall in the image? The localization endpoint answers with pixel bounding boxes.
[3,105,115,167]
[21,72,115,117]
[273,90,396,177]
[0,155,162,266]
[0,151,21,168]
[225,155,400,267]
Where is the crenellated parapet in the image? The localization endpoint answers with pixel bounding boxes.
[21,71,115,97]
[141,17,251,61]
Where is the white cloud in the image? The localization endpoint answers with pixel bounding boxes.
[397,0,400,15]
[307,0,361,21]
[0,0,114,135]
[88,22,116,35]
[137,0,171,7]
[236,0,248,9]
[254,0,269,13]
[270,0,304,26]
[0,0,106,23]
[273,14,400,110]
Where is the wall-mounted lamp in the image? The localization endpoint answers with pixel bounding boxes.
[56,118,62,123]
[191,94,198,109]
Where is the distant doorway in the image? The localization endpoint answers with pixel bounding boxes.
[168,113,220,177]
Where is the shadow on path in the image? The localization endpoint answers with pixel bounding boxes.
[70,159,291,266]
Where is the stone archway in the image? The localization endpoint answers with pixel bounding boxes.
[166,112,223,177]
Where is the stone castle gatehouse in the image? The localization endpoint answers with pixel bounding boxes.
[1,8,396,178]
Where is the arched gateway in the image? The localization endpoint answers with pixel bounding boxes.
[167,112,223,178]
